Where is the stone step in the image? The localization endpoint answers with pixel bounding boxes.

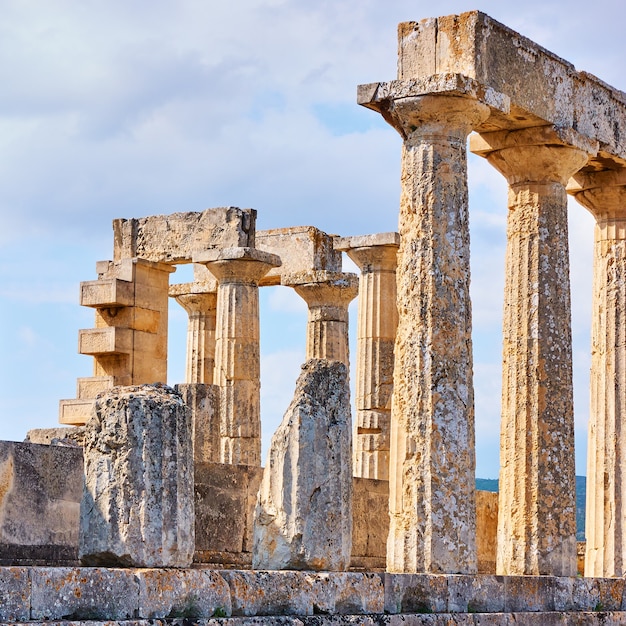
[3,567,626,624]
[78,327,132,356]
[5,613,626,625]
[80,277,134,308]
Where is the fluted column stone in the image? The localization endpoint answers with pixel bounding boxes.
[568,168,626,577]
[335,233,399,481]
[360,85,494,573]
[194,247,281,466]
[170,283,218,384]
[471,125,594,576]
[284,271,358,367]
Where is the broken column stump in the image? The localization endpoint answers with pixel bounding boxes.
[252,359,352,571]
[79,384,194,567]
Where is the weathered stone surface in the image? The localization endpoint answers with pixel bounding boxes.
[220,571,382,617]
[25,427,85,447]
[389,11,626,166]
[256,227,342,286]
[79,384,194,567]
[30,567,139,621]
[372,94,488,574]
[137,569,231,618]
[351,477,388,570]
[253,359,352,571]
[0,442,82,566]
[0,567,29,622]
[194,462,263,566]
[471,128,587,577]
[113,207,256,263]
[176,384,220,464]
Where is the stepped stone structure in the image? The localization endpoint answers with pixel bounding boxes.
[4,9,626,625]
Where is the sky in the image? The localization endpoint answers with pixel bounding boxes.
[0,0,623,479]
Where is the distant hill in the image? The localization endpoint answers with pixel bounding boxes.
[476,476,586,541]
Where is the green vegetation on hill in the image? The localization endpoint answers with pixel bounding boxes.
[475,476,587,541]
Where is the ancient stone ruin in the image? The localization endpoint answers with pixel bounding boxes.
[2,10,626,624]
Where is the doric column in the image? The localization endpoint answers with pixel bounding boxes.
[568,168,626,577]
[360,83,494,573]
[471,126,594,576]
[170,283,218,384]
[194,247,281,466]
[284,271,358,366]
[335,233,399,481]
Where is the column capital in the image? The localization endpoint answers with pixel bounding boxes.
[470,125,596,185]
[283,271,358,310]
[568,168,626,226]
[334,233,400,273]
[194,247,281,284]
[169,283,217,316]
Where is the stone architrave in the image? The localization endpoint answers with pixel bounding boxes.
[335,233,399,481]
[194,247,281,466]
[360,78,500,574]
[79,384,194,568]
[471,126,594,576]
[568,169,626,577]
[284,271,358,366]
[170,281,218,385]
[252,359,352,571]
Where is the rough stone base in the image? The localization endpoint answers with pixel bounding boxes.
[2,568,626,624]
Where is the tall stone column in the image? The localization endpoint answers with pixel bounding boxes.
[284,271,358,366]
[360,86,492,573]
[471,126,593,576]
[170,284,218,384]
[568,168,626,577]
[194,247,281,466]
[335,233,399,481]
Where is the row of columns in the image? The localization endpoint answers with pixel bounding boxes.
[361,81,626,578]
[169,102,625,579]
[175,245,401,478]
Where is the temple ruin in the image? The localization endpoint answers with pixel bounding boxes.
[2,10,626,624]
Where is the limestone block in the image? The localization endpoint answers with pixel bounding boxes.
[0,441,82,565]
[0,567,29,622]
[137,569,231,619]
[351,477,388,570]
[384,574,449,614]
[79,384,194,568]
[113,207,256,263]
[58,399,94,426]
[176,383,220,463]
[253,359,352,571]
[77,376,114,400]
[78,327,132,355]
[30,566,139,621]
[256,226,342,286]
[194,462,263,564]
[80,277,134,308]
[393,11,626,161]
[220,571,382,617]
[25,427,85,447]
